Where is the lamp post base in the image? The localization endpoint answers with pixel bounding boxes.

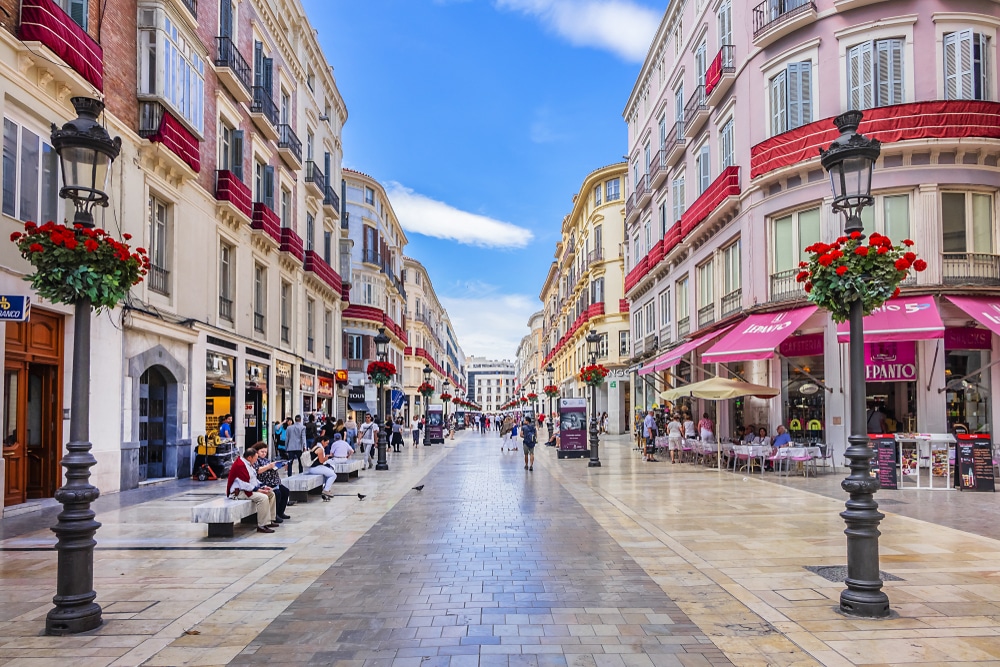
[840,589,891,618]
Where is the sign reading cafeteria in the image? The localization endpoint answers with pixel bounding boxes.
[865,342,916,382]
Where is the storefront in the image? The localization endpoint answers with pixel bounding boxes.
[206,350,235,436]
[299,367,316,413]
[778,333,827,444]
[274,360,292,422]
[317,371,334,417]
[942,296,1000,434]
[244,360,268,447]
[335,369,349,418]
[348,385,371,418]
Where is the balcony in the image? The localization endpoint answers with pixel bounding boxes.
[18,0,104,93]
[219,296,234,322]
[254,312,265,333]
[649,149,669,189]
[304,161,325,198]
[323,185,341,218]
[678,316,690,338]
[705,45,736,106]
[178,0,197,18]
[587,248,603,265]
[664,120,686,167]
[215,169,252,225]
[304,250,343,294]
[752,0,817,48]
[679,166,741,239]
[279,227,304,262]
[943,253,1000,286]
[148,264,170,296]
[214,37,252,103]
[684,85,709,138]
[250,86,279,140]
[770,268,805,302]
[636,174,652,209]
[137,101,200,176]
[361,249,380,266]
[697,303,716,329]
[561,238,577,263]
[721,288,742,318]
[251,202,281,246]
[277,124,302,170]
[625,192,638,223]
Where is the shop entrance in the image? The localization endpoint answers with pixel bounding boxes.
[138,367,167,480]
[866,382,916,433]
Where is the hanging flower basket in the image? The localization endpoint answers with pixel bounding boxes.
[366,360,396,386]
[526,392,538,401]
[519,396,528,404]
[440,392,452,402]
[579,364,609,387]
[451,396,461,404]
[10,221,149,312]
[799,232,926,323]
[543,385,559,398]
[417,382,435,398]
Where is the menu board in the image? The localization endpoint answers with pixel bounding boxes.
[955,433,995,492]
[869,434,898,490]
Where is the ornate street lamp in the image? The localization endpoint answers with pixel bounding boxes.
[545,364,555,439]
[45,98,122,636]
[443,379,451,421]
[373,327,391,471]
[820,111,888,619]
[586,328,602,468]
[422,364,432,446]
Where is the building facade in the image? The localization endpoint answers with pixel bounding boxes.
[624,0,1000,458]
[539,163,630,434]
[466,356,516,415]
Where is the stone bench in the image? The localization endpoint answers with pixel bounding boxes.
[328,459,363,482]
[286,473,325,502]
[191,497,256,537]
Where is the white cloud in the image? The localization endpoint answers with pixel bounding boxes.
[529,106,571,144]
[441,285,537,359]
[386,183,534,249]
[495,0,660,63]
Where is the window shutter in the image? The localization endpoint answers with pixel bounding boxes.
[944,30,973,99]
[263,165,274,210]
[787,61,812,129]
[876,39,904,106]
[698,146,711,194]
[847,42,874,110]
[231,130,244,182]
[67,0,87,30]
[324,151,331,188]
[254,41,263,87]
[770,70,786,135]
[262,57,274,95]
[220,0,232,38]
[718,0,732,46]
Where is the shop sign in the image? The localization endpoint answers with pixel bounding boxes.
[335,369,349,383]
[779,333,824,358]
[317,375,334,398]
[348,386,365,403]
[299,372,316,393]
[206,351,235,385]
[945,327,991,351]
[275,361,293,388]
[955,433,995,491]
[245,361,268,389]
[865,342,916,382]
[0,295,30,321]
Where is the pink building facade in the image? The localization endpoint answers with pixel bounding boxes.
[623,0,1000,458]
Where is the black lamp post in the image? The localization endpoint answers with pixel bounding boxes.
[373,327,390,471]
[586,328,602,467]
[545,364,555,439]
[529,378,537,418]
[422,364,432,445]
[442,378,451,420]
[819,110,888,619]
[46,97,122,636]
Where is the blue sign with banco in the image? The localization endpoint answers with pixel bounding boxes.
[0,295,30,321]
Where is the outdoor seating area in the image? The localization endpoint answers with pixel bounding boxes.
[645,437,832,477]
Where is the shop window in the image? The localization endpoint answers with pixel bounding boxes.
[781,352,827,445]
[945,349,991,434]
[942,192,993,254]
[771,207,821,274]
[2,118,59,223]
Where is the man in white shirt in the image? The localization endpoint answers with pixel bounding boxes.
[329,433,354,461]
[643,410,658,462]
[358,414,379,469]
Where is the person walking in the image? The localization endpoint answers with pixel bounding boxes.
[284,415,307,475]
[521,417,537,471]
[358,414,378,469]
[643,409,658,462]
[683,413,697,443]
[305,414,318,452]
[411,415,421,446]
[698,412,715,443]
[666,413,683,464]
[499,414,513,451]
[344,415,359,448]
[391,417,404,452]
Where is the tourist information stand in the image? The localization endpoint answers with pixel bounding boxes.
[557,398,588,459]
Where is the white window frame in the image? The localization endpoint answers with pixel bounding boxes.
[137,6,206,136]
[770,206,822,274]
[943,29,992,100]
[676,276,689,322]
[2,115,60,224]
[696,142,711,195]
[644,301,655,336]
[659,289,671,328]
[148,193,170,276]
[719,116,734,169]
[941,190,995,254]
[858,191,913,240]
[671,173,686,223]
[722,240,741,296]
[606,178,620,201]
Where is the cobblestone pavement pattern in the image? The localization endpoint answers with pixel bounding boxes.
[230,440,732,667]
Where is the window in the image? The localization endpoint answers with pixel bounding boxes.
[659,289,671,327]
[633,309,643,342]
[219,242,233,322]
[718,0,732,47]
[771,207,821,273]
[632,234,641,267]
[697,143,711,195]
[58,0,88,29]
[593,184,601,206]
[598,333,609,359]
[307,68,315,91]
[697,260,714,308]
[347,333,363,359]
[944,31,990,100]
[594,225,602,252]
[723,241,741,295]
[769,61,812,135]
[942,192,993,253]
[658,114,666,148]
[659,200,669,237]
[280,281,291,343]
[219,121,244,180]
[306,297,315,353]
[674,84,684,126]
[219,0,235,38]
[280,187,291,227]
[148,195,169,295]
[2,118,58,223]
[279,89,290,125]
[695,42,707,89]
[254,160,274,209]
[720,117,734,169]
[859,193,911,239]
[364,186,375,205]
[847,39,904,110]
[644,220,652,253]
[605,178,620,201]
[590,278,604,304]
[305,213,314,251]
[671,174,685,222]
[643,142,651,175]
[138,9,205,134]
[644,302,655,335]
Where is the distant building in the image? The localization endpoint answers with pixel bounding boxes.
[466,357,516,414]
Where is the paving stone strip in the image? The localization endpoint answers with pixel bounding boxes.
[229,439,733,667]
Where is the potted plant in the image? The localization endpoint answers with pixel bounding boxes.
[366,360,396,386]
[543,384,559,398]
[417,382,435,398]
[579,363,610,387]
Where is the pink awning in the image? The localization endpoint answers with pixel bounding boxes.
[836,295,943,343]
[652,325,735,371]
[945,296,1000,338]
[702,306,817,364]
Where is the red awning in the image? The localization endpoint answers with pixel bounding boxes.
[702,306,817,364]
[945,296,1000,338]
[651,325,735,372]
[836,295,943,343]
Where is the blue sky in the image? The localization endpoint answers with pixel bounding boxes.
[304,0,662,360]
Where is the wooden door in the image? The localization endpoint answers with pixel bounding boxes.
[3,365,26,506]
[26,363,59,499]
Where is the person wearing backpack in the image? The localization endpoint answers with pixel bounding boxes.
[521,417,537,471]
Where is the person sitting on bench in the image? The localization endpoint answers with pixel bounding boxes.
[328,432,354,463]
[308,435,339,501]
[226,446,279,534]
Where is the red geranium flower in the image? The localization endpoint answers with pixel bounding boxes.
[796,271,810,283]
[835,265,849,276]
[804,282,813,293]
[84,239,99,252]
[854,246,868,256]
[798,261,808,268]
[837,236,848,244]
[913,259,927,272]
[904,251,916,262]
[903,239,914,246]
[895,258,910,271]
[850,231,862,239]
[892,287,901,297]
[818,255,834,267]
[28,243,44,253]
[877,246,888,255]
